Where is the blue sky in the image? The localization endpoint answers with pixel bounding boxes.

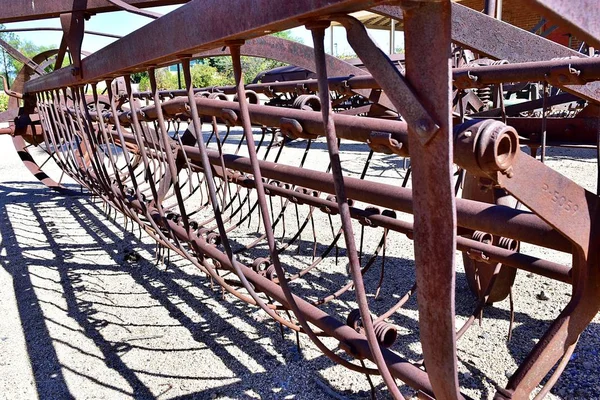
[3,5,402,59]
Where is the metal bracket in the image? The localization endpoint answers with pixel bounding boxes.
[333,15,440,145]
[60,11,85,78]
[0,37,45,76]
[367,131,404,155]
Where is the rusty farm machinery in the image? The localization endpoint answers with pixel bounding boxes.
[1,0,599,398]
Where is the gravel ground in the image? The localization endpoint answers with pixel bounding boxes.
[0,125,599,400]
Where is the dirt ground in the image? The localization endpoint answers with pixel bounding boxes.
[1,128,599,400]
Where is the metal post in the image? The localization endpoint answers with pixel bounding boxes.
[329,25,334,55]
[389,19,396,54]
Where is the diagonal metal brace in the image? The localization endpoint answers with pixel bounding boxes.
[525,0,600,49]
[333,15,440,145]
[106,0,163,19]
[0,37,46,76]
[60,11,86,77]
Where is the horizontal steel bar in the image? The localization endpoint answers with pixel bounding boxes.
[109,129,571,253]
[453,57,600,89]
[373,3,600,103]
[0,28,122,39]
[211,168,573,284]
[0,0,190,24]
[133,57,600,103]
[154,206,438,395]
[24,0,393,93]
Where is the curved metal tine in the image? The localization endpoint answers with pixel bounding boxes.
[104,117,141,185]
[83,86,135,218]
[169,127,201,204]
[141,118,168,197]
[74,87,114,195]
[188,167,242,221]
[146,83,192,222]
[313,230,387,306]
[228,42,381,373]
[122,128,157,199]
[454,168,465,196]
[221,133,290,233]
[181,57,303,331]
[220,125,243,214]
[205,115,218,146]
[85,98,277,308]
[90,83,132,211]
[279,205,318,255]
[51,90,84,180]
[455,263,503,341]
[121,75,193,255]
[237,135,314,253]
[35,94,55,159]
[211,123,230,211]
[68,87,107,190]
[58,88,92,182]
[77,87,118,195]
[374,227,389,299]
[274,228,344,287]
[71,86,105,188]
[272,136,316,240]
[94,104,278,307]
[213,127,275,226]
[106,79,160,222]
[46,90,78,177]
[204,126,286,233]
[401,167,411,188]
[170,120,196,197]
[307,23,404,399]
[375,283,417,323]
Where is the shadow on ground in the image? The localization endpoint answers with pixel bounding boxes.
[0,181,598,399]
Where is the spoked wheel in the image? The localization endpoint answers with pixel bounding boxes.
[8,49,103,191]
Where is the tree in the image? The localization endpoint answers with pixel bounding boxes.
[190,63,227,88]
[0,25,18,86]
[0,25,56,86]
[138,68,177,91]
[272,30,304,44]
[0,92,8,112]
[206,30,304,84]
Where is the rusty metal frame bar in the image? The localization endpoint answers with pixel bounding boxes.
[525,0,600,49]
[372,2,600,103]
[23,0,395,93]
[0,0,190,24]
[8,0,600,397]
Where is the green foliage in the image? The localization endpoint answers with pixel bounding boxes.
[271,30,304,44]
[0,92,8,112]
[190,63,228,88]
[336,52,358,60]
[130,72,147,84]
[138,68,178,91]
[203,30,304,84]
[0,24,57,86]
[137,63,229,92]
[206,56,289,84]
[0,26,301,92]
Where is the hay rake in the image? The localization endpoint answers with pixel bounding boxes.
[1,0,600,398]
